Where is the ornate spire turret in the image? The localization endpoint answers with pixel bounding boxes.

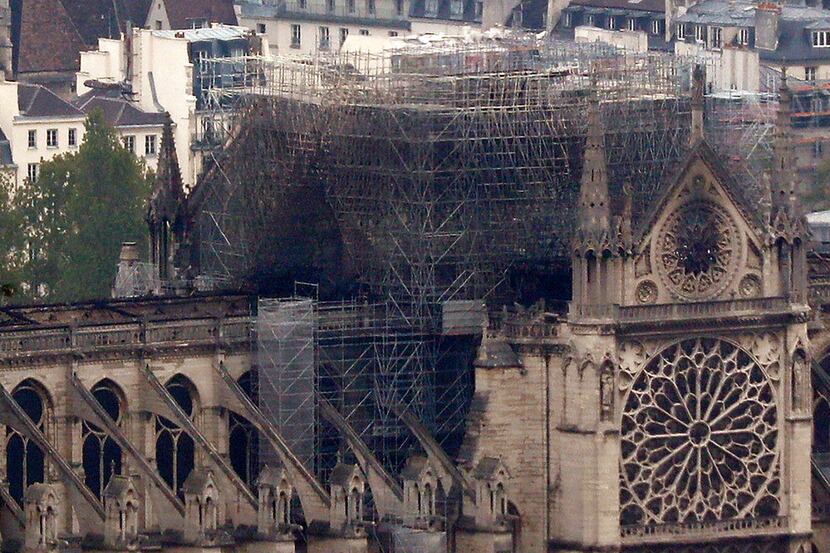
[771,70,800,221]
[690,64,705,144]
[147,114,185,283]
[578,89,611,238]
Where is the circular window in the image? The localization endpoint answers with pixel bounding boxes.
[655,201,740,301]
[620,338,779,526]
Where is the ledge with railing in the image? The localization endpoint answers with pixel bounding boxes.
[0,317,253,359]
[620,516,786,544]
[570,296,796,324]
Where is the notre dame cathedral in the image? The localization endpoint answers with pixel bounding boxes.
[0,65,823,553]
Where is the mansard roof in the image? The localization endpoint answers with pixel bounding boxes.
[633,139,767,245]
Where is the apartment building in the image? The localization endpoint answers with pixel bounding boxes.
[77,25,266,187]
[0,79,86,188]
[237,0,483,56]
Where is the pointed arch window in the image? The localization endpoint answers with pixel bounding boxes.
[229,371,259,489]
[82,381,124,498]
[7,381,51,506]
[155,376,196,497]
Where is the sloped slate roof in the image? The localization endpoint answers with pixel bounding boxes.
[16,0,84,74]
[569,0,664,14]
[0,128,13,166]
[74,92,167,127]
[14,0,151,75]
[164,0,237,29]
[18,83,85,117]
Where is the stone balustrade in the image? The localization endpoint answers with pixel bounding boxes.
[0,317,253,358]
[620,516,785,545]
[570,297,793,323]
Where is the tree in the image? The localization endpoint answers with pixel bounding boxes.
[13,110,151,303]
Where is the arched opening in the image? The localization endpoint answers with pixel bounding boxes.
[816,397,830,452]
[496,483,506,515]
[155,375,196,497]
[279,491,290,525]
[83,380,124,498]
[423,483,433,516]
[7,380,51,505]
[229,371,259,489]
[349,487,361,521]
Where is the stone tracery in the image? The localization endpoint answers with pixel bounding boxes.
[656,201,741,301]
[620,338,779,527]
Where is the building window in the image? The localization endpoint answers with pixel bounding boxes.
[291,24,301,48]
[189,18,206,29]
[359,28,369,35]
[46,129,58,148]
[607,16,616,30]
[27,163,38,183]
[340,27,349,45]
[395,0,404,15]
[586,14,595,26]
[145,135,157,156]
[814,30,830,47]
[6,381,51,505]
[388,30,398,36]
[27,129,36,149]
[694,24,705,42]
[627,18,636,31]
[677,23,685,39]
[450,0,463,17]
[155,20,162,30]
[327,0,335,11]
[257,23,266,33]
[348,0,355,12]
[298,0,307,8]
[123,135,135,153]
[155,376,196,496]
[68,128,77,147]
[425,0,438,15]
[807,66,818,82]
[475,1,483,18]
[563,12,572,27]
[319,26,331,49]
[367,0,375,14]
[710,26,722,48]
[738,27,749,45]
[652,19,661,35]
[82,382,123,498]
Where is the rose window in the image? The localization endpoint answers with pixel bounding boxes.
[656,201,740,300]
[620,338,779,527]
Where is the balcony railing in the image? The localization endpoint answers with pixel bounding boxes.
[0,317,253,358]
[621,516,786,544]
[570,296,793,323]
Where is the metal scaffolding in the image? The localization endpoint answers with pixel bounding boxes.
[187,32,784,488]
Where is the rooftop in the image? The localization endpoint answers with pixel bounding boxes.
[152,24,250,42]
[161,0,237,29]
[17,83,85,118]
[73,89,168,127]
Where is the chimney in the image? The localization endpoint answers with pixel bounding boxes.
[119,241,140,264]
[754,2,781,51]
[0,0,12,80]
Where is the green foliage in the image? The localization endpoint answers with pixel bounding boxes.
[8,110,151,303]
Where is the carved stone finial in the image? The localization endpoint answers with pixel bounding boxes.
[690,64,705,144]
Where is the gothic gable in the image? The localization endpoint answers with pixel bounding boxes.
[628,141,767,305]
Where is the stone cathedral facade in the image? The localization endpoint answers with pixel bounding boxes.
[0,67,824,553]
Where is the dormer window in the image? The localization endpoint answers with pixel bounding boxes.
[563,12,572,27]
[586,14,595,26]
[738,27,749,45]
[607,16,616,29]
[652,19,661,35]
[694,24,705,42]
[813,30,830,47]
[677,23,686,39]
[627,18,636,31]
[710,26,722,48]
